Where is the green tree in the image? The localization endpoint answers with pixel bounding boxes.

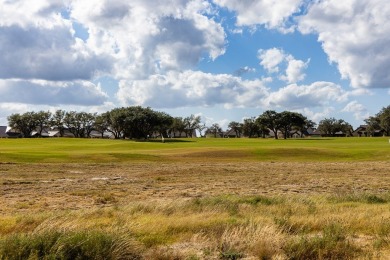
[7,112,38,138]
[170,117,186,138]
[154,111,174,138]
[279,111,307,139]
[94,113,111,138]
[105,108,127,139]
[183,114,201,138]
[364,116,381,136]
[228,121,243,137]
[64,111,96,138]
[51,110,66,137]
[257,110,282,139]
[35,111,52,137]
[318,118,352,137]
[242,117,260,138]
[207,123,222,138]
[378,105,390,136]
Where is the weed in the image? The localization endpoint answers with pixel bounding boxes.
[0,230,142,260]
[284,223,359,259]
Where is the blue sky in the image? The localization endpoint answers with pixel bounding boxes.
[1,0,389,129]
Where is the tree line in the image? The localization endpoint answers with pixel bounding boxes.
[6,105,390,139]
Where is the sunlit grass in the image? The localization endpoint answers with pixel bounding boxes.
[1,137,390,258]
[2,194,390,259]
[0,137,389,163]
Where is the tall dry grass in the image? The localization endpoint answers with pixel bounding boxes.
[2,193,390,259]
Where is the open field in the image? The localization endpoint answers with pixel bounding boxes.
[1,137,390,259]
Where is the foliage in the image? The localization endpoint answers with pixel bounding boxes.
[0,230,142,260]
[228,121,243,137]
[257,110,282,139]
[64,111,96,138]
[317,117,353,137]
[183,114,201,138]
[284,223,359,259]
[7,112,38,137]
[369,105,390,136]
[206,123,222,138]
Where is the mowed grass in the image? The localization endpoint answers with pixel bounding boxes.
[0,137,389,163]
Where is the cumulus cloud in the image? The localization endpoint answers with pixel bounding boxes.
[342,101,369,121]
[70,0,226,79]
[117,70,270,108]
[298,0,390,88]
[213,0,303,30]
[258,48,285,73]
[258,48,309,83]
[0,80,108,106]
[0,1,112,81]
[280,58,310,84]
[264,82,348,109]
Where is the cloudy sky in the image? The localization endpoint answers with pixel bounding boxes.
[1,0,390,129]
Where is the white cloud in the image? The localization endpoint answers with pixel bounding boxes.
[258,48,285,73]
[70,0,226,80]
[342,101,369,121]
[0,25,112,81]
[264,82,348,109]
[280,58,310,84]
[117,70,270,108]
[298,0,390,88]
[258,48,309,83]
[213,0,303,30]
[0,80,108,105]
[299,107,335,124]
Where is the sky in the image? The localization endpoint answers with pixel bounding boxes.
[1,0,390,129]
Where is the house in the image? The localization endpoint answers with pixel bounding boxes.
[0,126,8,138]
[168,130,197,138]
[352,125,384,137]
[4,128,23,138]
[223,129,240,138]
[89,130,113,139]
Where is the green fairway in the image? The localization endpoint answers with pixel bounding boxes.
[0,137,388,163]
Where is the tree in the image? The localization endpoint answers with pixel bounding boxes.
[154,111,174,138]
[94,113,111,138]
[105,108,127,139]
[317,118,352,137]
[207,123,222,138]
[64,111,96,138]
[364,116,381,136]
[290,118,317,138]
[257,110,282,139]
[169,117,186,138]
[51,110,66,137]
[228,121,242,138]
[279,111,307,139]
[242,117,260,138]
[7,112,38,138]
[34,111,52,137]
[196,123,207,138]
[120,106,170,139]
[378,105,390,136]
[183,114,201,138]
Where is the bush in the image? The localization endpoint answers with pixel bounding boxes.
[0,230,142,260]
[284,223,359,259]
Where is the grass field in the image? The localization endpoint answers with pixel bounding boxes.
[1,137,390,259]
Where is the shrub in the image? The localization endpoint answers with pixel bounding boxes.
[284,223,359,259]
[0,230,142,260]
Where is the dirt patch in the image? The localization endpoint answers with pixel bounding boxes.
[1,161,390,213]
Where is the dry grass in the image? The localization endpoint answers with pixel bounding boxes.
[2,161,390,259]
